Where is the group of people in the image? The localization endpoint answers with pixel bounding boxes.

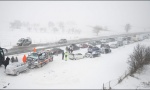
[65,45,73,54]
[62,46,74,61]
[3,56,19,69]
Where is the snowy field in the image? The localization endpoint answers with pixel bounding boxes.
[0,38,150,89]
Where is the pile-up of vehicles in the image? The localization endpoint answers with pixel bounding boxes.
[4,50,53,76]
[1,33,150,76]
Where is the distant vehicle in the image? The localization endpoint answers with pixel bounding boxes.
[88,41,96,46]
[100,44,111,54]
[27,51,53,69]
[79,43,89,48]
[109,41,118,49]
[0,47,7,66]
[117,41,123,47]
[58,39,67,44]
[100,39,108,43]
[110,44,118,49]
[69,44,80,51]
[108,38,116,42]
[17,37,32,46]
[69,53,84,60]
[95,41,101,45]
[50,48,64,55]
[85,46,101,58]
[5,62,28,76]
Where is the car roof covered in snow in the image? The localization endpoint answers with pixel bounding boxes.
[7,62,25,68]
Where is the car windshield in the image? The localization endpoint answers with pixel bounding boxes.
[18,38,24,42]
[29,53,39,59]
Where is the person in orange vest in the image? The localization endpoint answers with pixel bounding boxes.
[33,47,36,52]
[22,55,27,63]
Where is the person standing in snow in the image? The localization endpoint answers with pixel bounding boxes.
[62,50,64,60]
[70,45,73,53]
[22,55,27,63]
[10,56,15,63]
[4,57,10,69]
[64,51,68,61]
[15,57,18,62]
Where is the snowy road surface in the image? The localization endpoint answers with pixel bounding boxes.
[0,39,150,89]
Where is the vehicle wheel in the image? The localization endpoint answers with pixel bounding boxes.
[90,55,93,58]
[38,64,41,68]
[16,72,20,76]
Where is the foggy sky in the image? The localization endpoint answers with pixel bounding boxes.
[0,1,150,32]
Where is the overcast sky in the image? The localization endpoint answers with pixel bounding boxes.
[0,1,150,32]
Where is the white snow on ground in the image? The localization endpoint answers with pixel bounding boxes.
[0,38,150,89]
[113,39,150,89]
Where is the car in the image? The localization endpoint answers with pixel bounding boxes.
[110,44,118,49]
[88,41,96,46]
[95,41,102,45]
[69,53,84,60]
[100,39,108,43]
[79,43,89,48]
[58,39,67,44]
[117,41,123,47]
[17,37,32,46]
[5,62,28,76]
[85,46,101,58]
[0,47,7,66]
[50,48,64,55]
[107,38,116,42]
[100,44,111,54]
[109,42,118,49]
[27,51,53,69]
[69,44,80,51]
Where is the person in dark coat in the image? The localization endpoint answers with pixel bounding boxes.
[10,56,15,63]
[4,57,10,69]
[62,50,64,60]
[15,57,18,62]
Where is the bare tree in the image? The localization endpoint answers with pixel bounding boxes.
[125,24,131,33]
[52,27,59,33]
[92,26,103,36]
[10,20,22,31]
[58,22,65,32]
[48,21,55,28]
[40,27,47,32]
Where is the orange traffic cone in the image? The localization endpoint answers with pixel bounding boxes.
[33,47,36,52]
[22,55,27,63]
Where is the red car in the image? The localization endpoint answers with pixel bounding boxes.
[79,43,89,48]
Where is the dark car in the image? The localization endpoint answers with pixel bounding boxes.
[79,43,89,48]
[70,44,80,51]
[17,37,32,46]
[0,47,7,66]
[50,48,64,55]
[108,38,116,42]
[100,44,111,54]
[85,46,101,58]
[58,39,67,44]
